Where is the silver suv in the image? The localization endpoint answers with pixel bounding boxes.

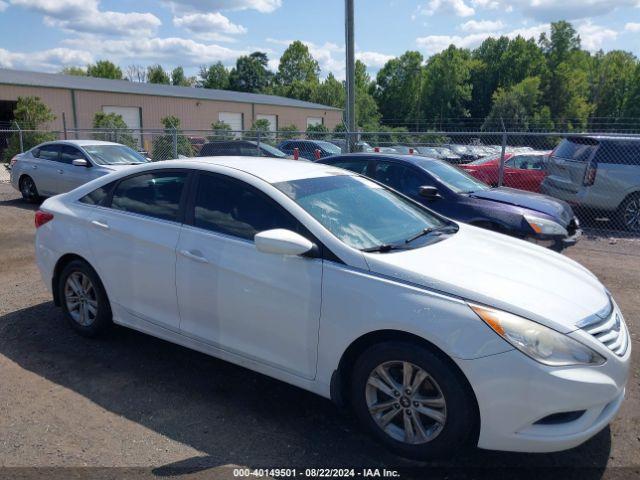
[541,136,640,232]
[9,140,149,201]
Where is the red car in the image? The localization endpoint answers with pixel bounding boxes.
[460,151,550,192]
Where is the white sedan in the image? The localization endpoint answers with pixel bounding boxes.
[34,157,630,459]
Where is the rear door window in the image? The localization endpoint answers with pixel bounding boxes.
[372,161,429,196]
[553,139,598,162]
[329,159,370,175]
[109,171,188,222]
[37,144,62,162]
[594,141,640,165]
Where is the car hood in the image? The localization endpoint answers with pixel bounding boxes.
[363,224,608,333]
[468,187,574,224]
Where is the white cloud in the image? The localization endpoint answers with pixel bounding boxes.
[10,0,161,36]
[164,0,281,13]
[417,0,475,17]
[460,19,504,32]
[417,23,549,55]
[173,12,246,41]
[463,0,640,21]
[0,0,8,11]
[0,47,92,71]
[576,20,618,51]
[62,36,247,66]
[356,51,395,67]
[625,22,640,32]
[470,0,499,9]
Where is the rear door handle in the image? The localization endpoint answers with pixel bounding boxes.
[32,165,37,169]
[58,169,63,174]
[179,249,209,264]
[91,220,110,230]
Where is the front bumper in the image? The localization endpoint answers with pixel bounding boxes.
[527,217,582,250]
[456,340,630,453]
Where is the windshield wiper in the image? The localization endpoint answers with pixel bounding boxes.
[361,243,404,253]
[405,225,457,244]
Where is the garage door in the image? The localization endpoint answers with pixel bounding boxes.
[102,106,142,145]
[219,112,243,134]
[306,117,323,127]
[256,114,277,131]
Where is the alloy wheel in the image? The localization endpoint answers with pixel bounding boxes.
[21,177,36,199]
[365,361,447,445]
[623,198,640,232]
[64,271,98,327]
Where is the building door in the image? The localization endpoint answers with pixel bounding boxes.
[219,112,243,136]
[102,106,142,146]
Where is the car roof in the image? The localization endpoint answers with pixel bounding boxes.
[157,156,352,183]
[39,139,123,147]
[328,152,445,167]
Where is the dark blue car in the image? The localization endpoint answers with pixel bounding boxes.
[319,153,582,251]
[277,139,342,160]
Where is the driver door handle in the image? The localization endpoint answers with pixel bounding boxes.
[58,169,63,174]
[179,249,209,264]
[91,220,110,230]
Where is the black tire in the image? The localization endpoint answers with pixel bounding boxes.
[616,193,640,233]
[350,341,476,460]
[58,259,113,337]
[19,175,40,203]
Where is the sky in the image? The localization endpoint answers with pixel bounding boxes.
[0,0,639,79]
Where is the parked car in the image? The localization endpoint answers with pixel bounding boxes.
[198,140,289,159]
[35,156,629,459]
[10,140,149,201]
[320,153,581,251]
[541,136,640,232]
[277,139,341,160]
[460,151,550,192]
[415,146,464,164]
[187,136,207,155]
[329,139,373,152]
[444,144,482,162]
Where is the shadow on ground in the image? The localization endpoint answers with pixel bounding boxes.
[0,302,613,478]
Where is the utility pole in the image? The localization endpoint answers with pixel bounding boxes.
[345,0,356,152]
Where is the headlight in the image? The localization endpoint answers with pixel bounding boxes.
[524,214,567,236]
[470,304,605,366]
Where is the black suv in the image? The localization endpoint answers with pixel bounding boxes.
[198,140,289,158]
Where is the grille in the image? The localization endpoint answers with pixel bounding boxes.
[581,303,629,357]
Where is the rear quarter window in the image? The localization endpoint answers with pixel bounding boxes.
[594,141,640,166]
[553,139,597,162]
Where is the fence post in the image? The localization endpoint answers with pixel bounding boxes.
[172,127,178,158]
[498,131,507,187]
[256,130,261,154]
[14,121,24,153]
[62,112,68,140]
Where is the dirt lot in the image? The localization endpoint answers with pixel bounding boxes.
[0,182,638,479]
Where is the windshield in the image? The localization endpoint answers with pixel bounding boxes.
[315,141,342,154]
[274,175,452,250]
[467,155,500,166]
[257,142,287,158]
[84,145,149,165]
[423,160,490,193]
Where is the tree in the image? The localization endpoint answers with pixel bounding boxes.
[151,116,193,160]
[147,64,170,84]
[228,52,273,93]
[126,65,147,83]
[92,112,137,148]
[86,60,123,80]
[61,66,86,76]
[624,63,640,121]
[171,66,195,87]
[355,60,381,128]
[421,46,473,129]
[247,118,273,141]
[483,76,549,131]
[373,51,424,129]
[199,62,229,89]
[306,123,329,140]
[313,73,344,108]
[208,121,234,141]
[540,21,581,70]
[3,96,56,160]
[278,123,299,140]
[276,41,320,85]
[590,51,637,122]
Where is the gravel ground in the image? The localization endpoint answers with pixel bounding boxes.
[0,183,638,479]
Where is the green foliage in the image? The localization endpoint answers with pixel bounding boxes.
[3,96,56,160]
[147,64,170,84]
[61,66,86,76]
[247,118,273,141]
[199,62,229,89]
[306,123,329,140]
[355,60,381,128]
[152,116,193,160]
[314,73,345,108]
[171,66,194,86]
[229,52,273,93]
[276,41,320,85]
[92,112,138,148]
[86,60,122,79]
[278,124,299,140]
[208,121,235,141]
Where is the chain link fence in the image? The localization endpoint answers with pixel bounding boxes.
[2,126,639,236]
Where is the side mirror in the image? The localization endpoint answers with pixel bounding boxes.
[419,185,439,199]
[255,229,316,256]
[72,158,89,167]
